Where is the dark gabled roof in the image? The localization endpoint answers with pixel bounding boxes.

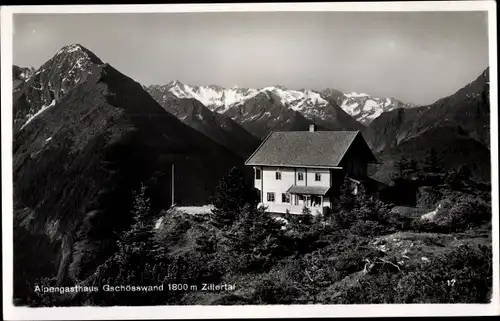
[245,130,373,168]
[287,185,331,196]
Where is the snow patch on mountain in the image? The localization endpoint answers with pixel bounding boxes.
[345,92,370,98]
[335,93,415,125]
[20,99,56,130]
[165,82,259,113]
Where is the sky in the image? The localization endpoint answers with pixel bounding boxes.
[13,11,489,105]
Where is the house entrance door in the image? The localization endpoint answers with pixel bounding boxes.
[311,195,322,207]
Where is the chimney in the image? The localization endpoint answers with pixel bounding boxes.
[309,124,317,132]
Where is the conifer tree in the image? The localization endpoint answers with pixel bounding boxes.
[210,167,255,227]
[338,176,356,211]
[424,148,444,173]
[116,183,154,265]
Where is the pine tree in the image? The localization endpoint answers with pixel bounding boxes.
[116,183,154,264]
[338,176,356,211]
[392,155,419,182]
[329,176,356,228]
[210,167,255,227]
[408,159,419,174]
[424,148,444,173]
[395,155,409,175]
[301,206,314,225]
[225,205,284,270]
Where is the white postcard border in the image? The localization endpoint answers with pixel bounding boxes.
[1,1,498,319]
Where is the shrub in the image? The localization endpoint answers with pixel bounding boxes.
[251,274,300,304]
[223,205,285,272]
[154,209,192,248]
[331,272,401,304]
[417,186,443,208]
[415,195,492,233]
[330,188,394,236]
[396,244,492,303]
[334,246,383,277]
[445,169,464,190]
[284,211,326,254]
[350,220,387,236]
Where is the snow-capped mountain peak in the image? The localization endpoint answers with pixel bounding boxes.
[322,89,416,124]
[148,81,416,125]
[159,83,259,113]
[13,44,104,131]
[161,83,332,115]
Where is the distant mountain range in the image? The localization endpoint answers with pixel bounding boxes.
[145,81,367,138]
[145,81,415,126]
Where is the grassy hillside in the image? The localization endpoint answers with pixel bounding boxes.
[19,170,492,306]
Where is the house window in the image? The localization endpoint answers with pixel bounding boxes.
[267,192,275,202]
[297,172,304,181]
[255,168,261,180]
[282,193,291,203]
[315,173,322,181]
[275,171,282,180]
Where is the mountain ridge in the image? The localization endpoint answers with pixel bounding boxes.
[366,67,490,153]
[366,67,490,184]
[148,81,416,125]
[145,86,260,157]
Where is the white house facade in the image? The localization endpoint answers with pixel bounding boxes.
[245,125,377,215]
[253,165,336,215]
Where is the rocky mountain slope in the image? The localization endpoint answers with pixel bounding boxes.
[222,90,318,138]
[371,125,491,184]
[146,85,260,157]
[12,44,243,300]
[13,45,105,131]
[367,67,490,183]
[366,67,490,153]
[364,106,428,153]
